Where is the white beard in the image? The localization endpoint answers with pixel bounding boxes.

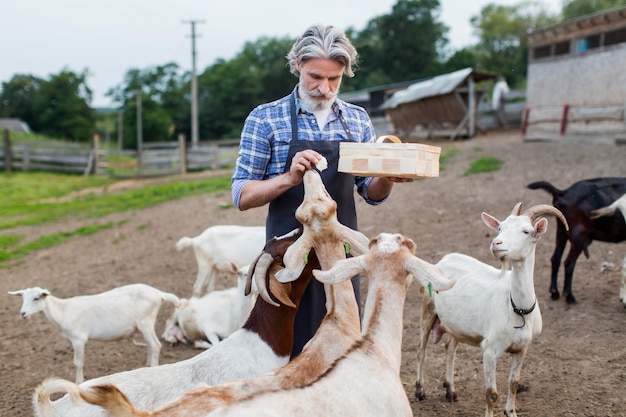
[298,83,337,112]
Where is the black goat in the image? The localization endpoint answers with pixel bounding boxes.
[527,177,626,304]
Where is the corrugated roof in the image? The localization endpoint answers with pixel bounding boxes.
[380,68,498,110]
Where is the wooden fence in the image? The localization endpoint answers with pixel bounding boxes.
[0,130,240,178]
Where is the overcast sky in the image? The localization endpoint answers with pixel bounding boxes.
[1,0,562,107]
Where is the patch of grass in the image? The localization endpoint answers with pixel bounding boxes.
[439,146,460,171]
[0,174,231,229]
[1,222,117,267]
[465,156,503,175]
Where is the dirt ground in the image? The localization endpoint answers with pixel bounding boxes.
[1,130,625,417]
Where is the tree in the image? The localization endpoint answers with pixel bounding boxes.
[470,2,558,87]
[32,69,96,141]
[562,0,626,20]
[107,63,184,146]
[197,36,295,139]
[351,0,448,89]
[0,74,44,131]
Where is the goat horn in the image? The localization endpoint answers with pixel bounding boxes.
[511,202,523,216]
[253,253,280,307]
[522,204,570,231]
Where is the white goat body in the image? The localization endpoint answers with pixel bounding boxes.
[176,225,266,296]
[32,229,313,417]
[8,284,179,383]
[416,203,568,417]
[162,264,256,349]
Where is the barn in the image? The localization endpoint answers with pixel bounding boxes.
[378,67,500,141]
[525,6,626,144]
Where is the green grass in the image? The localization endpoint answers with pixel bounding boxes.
[0,172,231,229]
[0,171,232,265]
[465,156,503,175]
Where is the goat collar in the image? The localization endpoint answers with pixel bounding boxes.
[510,294,536,329]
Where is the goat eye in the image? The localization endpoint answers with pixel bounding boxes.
[523,230,530,235]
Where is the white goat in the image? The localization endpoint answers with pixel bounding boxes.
[56,166,371,417]
[162,264,257,349]
[31,229,315,417]
[591,192,626,308]
[415,203,568,417]
[176,225,266,296]
[8,284,180,383]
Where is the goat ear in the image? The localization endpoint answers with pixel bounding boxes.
[7,290,24,296]
[401,236,417,254]
[534,217,549,236]
[481,212,500,232]
[406,257,455,292]
[313,257,364,284]
[268,278,296,308]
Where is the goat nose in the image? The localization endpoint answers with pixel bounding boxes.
[21,312,27,318]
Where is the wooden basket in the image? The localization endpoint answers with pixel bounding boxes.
[338,135,441,178]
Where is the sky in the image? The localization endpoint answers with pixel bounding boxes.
[1,0,562,108]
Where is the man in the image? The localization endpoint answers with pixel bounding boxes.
[232,24,411,356]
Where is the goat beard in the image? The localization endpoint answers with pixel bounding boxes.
[298,82,338,112]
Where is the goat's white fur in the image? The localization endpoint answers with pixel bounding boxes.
[162,264,257,349]
[176,225,265,296]
[8,284,179,384]
[416,203,568,417]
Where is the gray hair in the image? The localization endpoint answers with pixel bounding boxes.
[287,24,359,78]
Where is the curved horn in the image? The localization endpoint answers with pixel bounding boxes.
[511,202,523,216]
[522,204,569,231]
[253,253,280,307]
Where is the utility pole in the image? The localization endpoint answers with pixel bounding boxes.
[182,19,205,149]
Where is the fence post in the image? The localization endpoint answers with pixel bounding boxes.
[93,134,100,175]
[3,129,12,172]
[210,143,219,170]
[178,133,187,175]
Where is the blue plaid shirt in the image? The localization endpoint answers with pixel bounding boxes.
[232,87,382,209]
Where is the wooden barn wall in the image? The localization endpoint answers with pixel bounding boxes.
[525,43,626,143]
[385,93,466,137]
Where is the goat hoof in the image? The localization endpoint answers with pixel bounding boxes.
[443,382,457,402]
[550,291,560,300]
[565,294,577,304]
[415,383,426,401]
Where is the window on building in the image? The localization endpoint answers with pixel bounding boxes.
[604,27,626,46]
[554,41,570,55]
[533,44,552,59]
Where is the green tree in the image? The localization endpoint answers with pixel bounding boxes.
[351,0,448,89]
[0,74,44,131]
[562,0,626,20]
[32,69,96,141]
[107,63,184,146]
[470,2,558,87]
[197,37,295,139]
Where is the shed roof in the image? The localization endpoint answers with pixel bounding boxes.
[380,67,498,110]
[0,118,31,133]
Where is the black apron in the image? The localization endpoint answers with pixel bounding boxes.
[266,92,361,357]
